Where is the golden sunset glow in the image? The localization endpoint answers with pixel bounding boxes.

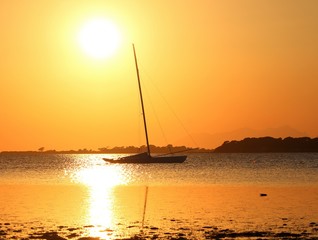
[75,166,127,187]
[78,18,121,59]
[87,186,114,238]
[0,1,317,151]
[75,166,126,236]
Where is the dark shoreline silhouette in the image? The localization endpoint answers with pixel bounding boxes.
[2,137,318,154]
[213,137,318,153]
[0,145,210,154]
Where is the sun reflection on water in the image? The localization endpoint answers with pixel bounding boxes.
[75,165,127,187]
[74,165,128,238]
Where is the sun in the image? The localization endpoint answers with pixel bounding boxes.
[78,18,121,59]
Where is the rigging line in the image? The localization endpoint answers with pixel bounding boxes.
[140,76,171,150]
[156,148,199,157]
[136,80,143,152]
[138,107,142,152]
[139,65,199,148]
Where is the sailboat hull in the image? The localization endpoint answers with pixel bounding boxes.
[103,152,186,164]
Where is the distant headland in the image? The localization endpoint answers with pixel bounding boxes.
[213,137,318,153]
[0,145,209,154]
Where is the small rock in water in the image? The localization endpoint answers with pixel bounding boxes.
[67,227,78,231]
[41,232,67,240]
[178,227,190,231]
[67,233,80,238]
[202,226,213,229]
[78,237,100,240]
[127,225,138,228]
[83,225,94,228]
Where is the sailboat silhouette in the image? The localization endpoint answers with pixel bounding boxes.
[103,44,187,164]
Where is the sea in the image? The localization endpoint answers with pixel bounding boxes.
[0,152,317,186]
[0,153,318,239]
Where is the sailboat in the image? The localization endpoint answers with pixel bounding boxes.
[103,44,187,164]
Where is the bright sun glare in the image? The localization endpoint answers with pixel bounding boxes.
[78,18,121,59]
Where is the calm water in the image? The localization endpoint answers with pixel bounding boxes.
[1,153,318,239]
[0,153,317,186]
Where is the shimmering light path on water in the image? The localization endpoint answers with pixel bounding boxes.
[0,153,318,239]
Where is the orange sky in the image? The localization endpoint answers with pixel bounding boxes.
[1,1,317,151]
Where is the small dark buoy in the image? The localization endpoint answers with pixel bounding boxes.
[260,193,267,197]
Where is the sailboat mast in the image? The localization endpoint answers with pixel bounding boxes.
[132,44,151,155]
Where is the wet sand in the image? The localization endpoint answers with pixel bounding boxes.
[0,184,317,239]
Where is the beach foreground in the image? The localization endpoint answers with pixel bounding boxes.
[0,184,317,239]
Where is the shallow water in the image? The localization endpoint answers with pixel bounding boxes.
[0,153,318,239]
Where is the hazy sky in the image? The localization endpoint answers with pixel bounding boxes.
[1,0,317,151]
